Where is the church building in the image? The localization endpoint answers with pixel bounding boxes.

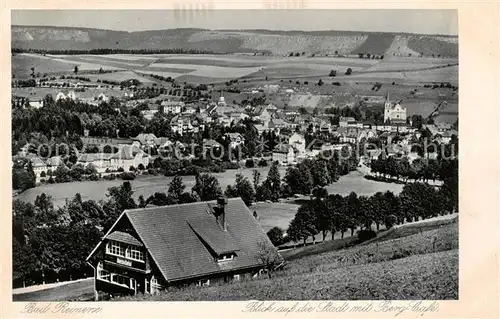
[383,93,407,124]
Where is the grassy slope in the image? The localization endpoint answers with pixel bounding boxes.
[121,220,458,301]
[123,250,457,301]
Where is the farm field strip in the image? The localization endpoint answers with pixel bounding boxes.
[77,56,146,67]
[87,54,158,61]
[134,70,185,79]
[366,61,456,72]
[81,70,155,83]
[162,65,263,78]
[173,74,235,84]
[154,58,265,68]
[139,65,198,74]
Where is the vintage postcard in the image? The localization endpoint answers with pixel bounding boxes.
[2,2,499,319]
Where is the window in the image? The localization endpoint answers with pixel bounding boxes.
[111,273,130,287]
[106,240,145,262]
[127,246,144,261]
[196,279,210,287]
[107,241,126,257]
[217,253,235,262]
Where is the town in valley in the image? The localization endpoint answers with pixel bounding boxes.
[11,10,459,302]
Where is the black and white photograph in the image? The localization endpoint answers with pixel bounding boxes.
[11,9,459,303]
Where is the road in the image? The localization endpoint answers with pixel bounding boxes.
[12,278,94,302]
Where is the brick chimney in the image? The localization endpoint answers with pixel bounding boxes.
[215,197,228,231]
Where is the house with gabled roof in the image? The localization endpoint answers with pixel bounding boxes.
[225,133,245,149]
[272,144,297,165]
[86,197,282,297]
[30,156,48,181]
[133,133,158,147]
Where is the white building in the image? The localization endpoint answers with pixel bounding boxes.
[56,90,77,101]
[30,157,48,181]
[170,115,204,135]
[77,146,151,173]
[288,133,306,155]
[226,133,245,149]
[141,104,159,121]
[162,101,184,114]
[272,145,296,166]
[28,98,44,109]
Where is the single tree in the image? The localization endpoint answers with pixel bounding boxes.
[192,173,223,201]
[168,175,186,201]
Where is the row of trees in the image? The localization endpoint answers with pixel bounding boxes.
[370,136,458,183]
[12,48,220,55]
[273,161,458,246]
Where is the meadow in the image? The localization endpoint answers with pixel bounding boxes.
[16,166,284,207]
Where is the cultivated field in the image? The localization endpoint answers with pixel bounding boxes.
[82,70,155,84]
[13,53,458,86]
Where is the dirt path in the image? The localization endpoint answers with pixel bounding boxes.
[12,277,93,295]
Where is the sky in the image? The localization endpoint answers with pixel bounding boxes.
[12,10,458,35]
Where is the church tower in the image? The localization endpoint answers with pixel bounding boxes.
[384,92,392,123]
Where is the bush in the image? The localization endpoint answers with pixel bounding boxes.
[245,159,255,168]
[117,167,124,172]
[103,174,116,180]
[221,162,240,170]
[120,172,136,180]
[345,68,352,75]
[357,229,377,243]
[147,168,157,175]
[267,227,284,246]
[89,173,100,181]
[258,159,268,167]
[137,163,145,170]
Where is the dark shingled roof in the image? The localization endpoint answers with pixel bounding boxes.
[106,231,143,247]
[121,198,280,282]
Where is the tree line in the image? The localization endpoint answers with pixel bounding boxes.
[12,48,221,55]
[268,158,458,246]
